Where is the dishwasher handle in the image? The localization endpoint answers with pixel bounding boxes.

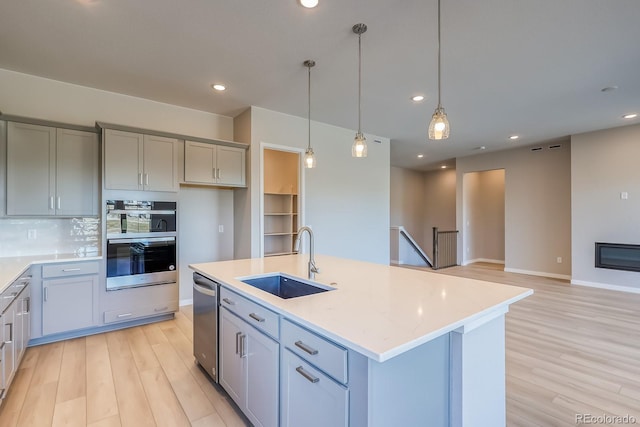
[193,282,217,297]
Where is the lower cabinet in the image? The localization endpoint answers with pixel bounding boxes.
[220,307,279,427]
[41,261,99,336]
[281,350,348,427]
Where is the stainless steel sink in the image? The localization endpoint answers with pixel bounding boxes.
[238,273,334,299]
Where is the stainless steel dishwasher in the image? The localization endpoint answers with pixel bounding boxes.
[193,272,219,382]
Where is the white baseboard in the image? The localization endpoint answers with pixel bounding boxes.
[179,298,193,306]
[571,279,640,294]
[462,258,505,266]
[504,268,571,281]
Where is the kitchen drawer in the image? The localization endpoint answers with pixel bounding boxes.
[282,318,348,384]
[42,261,99,278]
[103,300,178,324]
[220,287,279,339]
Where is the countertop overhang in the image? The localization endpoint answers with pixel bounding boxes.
[191,254,532,362]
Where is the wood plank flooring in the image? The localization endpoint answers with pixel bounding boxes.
[0,306,249,427]
[2,265,640,426]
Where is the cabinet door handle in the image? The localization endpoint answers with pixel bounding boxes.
[50,196,55,210]
[57,196,61,210]
[296,366,319,383]
[222,297,235,305]
[138,173,143,186]
[145,173,149,186]
[240,334,247,358]
[249,313,265,323]
[62,268,81,272]
[117,313,133,318]
[44,287,48,302]
[218,169,222,180]
[235,331,242,355]
[295,340,319,355]
[213,168,216,180]
[5,322,13,343]
[25,297,30,314]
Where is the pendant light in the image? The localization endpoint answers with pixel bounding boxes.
[428,0,450,140]
[303,60,316,169]
[352,23,368,158]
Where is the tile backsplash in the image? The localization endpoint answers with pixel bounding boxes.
[0,217,100,257]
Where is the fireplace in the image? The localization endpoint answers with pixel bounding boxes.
[595,242,640,273]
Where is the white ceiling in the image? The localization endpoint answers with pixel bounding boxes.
[1,0,639,170]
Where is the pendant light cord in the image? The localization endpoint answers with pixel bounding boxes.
[307,64,311,150]
[358,32,362,134]
[437,0,442,109]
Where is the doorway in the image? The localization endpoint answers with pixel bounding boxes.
[261,145,304,257]
[462,169,505,267]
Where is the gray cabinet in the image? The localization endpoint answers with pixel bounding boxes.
[6,122,99,216]
[1,273,31,402]
[41,261,99,336]
[219,290,279,427]
[104,129,178,192]
[184,140,246,187]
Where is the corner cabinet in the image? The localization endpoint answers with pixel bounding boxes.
[184,140,246,187]
[6,122,99,216]
[104,129,178,192]
[264,193,298,257]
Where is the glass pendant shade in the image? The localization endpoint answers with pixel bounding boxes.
[352,132,367,157]
[428,107,450,140]
[304,147,316,169]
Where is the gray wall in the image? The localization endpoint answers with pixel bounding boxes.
[571,124,640,290]
[235,106,391,265]
[463,169,505,264]
[456,142,571,278]
[390,167,426,248]
[423,169,457,259]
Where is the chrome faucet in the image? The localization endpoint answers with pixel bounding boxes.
[294,226,320,279]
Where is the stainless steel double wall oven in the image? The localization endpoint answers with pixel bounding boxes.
[106,200,177,290]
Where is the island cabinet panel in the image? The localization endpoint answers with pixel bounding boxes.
[219,292,279,427]
[281,349,348,427]
[6,123,98,216]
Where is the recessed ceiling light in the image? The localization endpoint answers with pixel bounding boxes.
[601,86,618,92]
[411,95,425,102]
[623,113,638,119]
[211,84,226,91]
[480,146,486,150]
[299,0,319,8]
[441,165,447,169]
[417,154,424,158]
[509,135,519,140]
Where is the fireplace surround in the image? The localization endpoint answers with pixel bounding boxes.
[595,242,640,273]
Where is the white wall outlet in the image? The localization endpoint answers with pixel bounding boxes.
[218,225,224,233]
[621,192,629,200]
[28,229,37,240]
[556,257,562,264]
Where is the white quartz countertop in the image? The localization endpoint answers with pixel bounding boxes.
[0,253,102,294]
[191,254,532,362]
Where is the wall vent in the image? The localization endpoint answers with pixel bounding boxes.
[530,147,543,152]
[548,144,562,150]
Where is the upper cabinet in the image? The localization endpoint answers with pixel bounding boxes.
[6,122,99,216]
[104,129,178,192]
[184,140,246,187]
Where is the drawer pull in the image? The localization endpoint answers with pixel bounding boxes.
[62,268,81,272]
[117,313,133,318]
[249,313,265,323]
[222,298,235,305]
[296,366,319,383]
[154,306,169,312]
[295,340,318,355]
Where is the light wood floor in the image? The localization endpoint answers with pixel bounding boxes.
[437,262,640,427]
[2,265,640,426]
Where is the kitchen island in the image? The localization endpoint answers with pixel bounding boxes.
[191,254,532,427]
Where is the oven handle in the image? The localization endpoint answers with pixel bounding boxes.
[109,237,176,244]
[107,210,176,215]
[193,283,217,297]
